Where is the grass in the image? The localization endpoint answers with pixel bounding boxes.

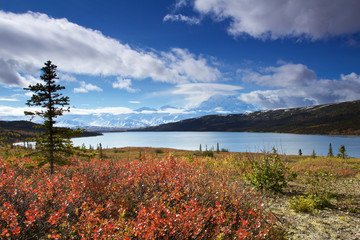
[0,145,359,239]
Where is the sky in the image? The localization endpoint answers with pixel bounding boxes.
[0,0,360,122]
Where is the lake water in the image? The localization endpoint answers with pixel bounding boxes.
[72,132,360,158]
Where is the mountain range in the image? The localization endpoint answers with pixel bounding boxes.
[135,100,360,135]
[51,96,260,130]
[2,97,360,135]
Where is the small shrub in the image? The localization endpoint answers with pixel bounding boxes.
[302,170,336,209]
[202,150,214,157]
[311,149,316,158]
[221,148,229,152]
[154,149,163,154]
[245,149,296,192]
[193,150,214,157]
[338,145,347,159]
[289,195,315,213]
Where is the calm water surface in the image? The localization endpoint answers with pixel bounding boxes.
[72,132,360,158]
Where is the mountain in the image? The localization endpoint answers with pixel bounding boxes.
[134,100,360,135]
[51,96,259,130]
[194,95,259,114]
[0,120,101,144]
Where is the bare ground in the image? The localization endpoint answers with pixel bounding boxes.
[266,181,360,240]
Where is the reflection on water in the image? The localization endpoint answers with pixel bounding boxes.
[71,132,360,158]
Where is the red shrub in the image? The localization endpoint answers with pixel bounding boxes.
[0,155,274,239]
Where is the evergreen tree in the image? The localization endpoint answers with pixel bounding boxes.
[338,145,347,159]
[298,149,302,156]
[99,143,104,159]
[24,60,81,174]
[328,143,334,157]
[216,142,220,153]
[311,149,316,158]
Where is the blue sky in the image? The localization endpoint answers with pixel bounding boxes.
[0,0,360,122]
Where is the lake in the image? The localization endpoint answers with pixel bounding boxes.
[72,132,360,158]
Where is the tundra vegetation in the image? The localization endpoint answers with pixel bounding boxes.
[0,145,359,239]
[2,62,358,239]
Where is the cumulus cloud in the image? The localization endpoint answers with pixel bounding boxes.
[163,14,201,25]
[74,81,102,93]
[239,63,360,109]
[0,58,37,87]
[190,0,360,39]
[173,83,243,108]
[163,48,221,83]
[241,63,316,87]
[59,73,77,82]
[112,77,138,92]
[0,10,221,88]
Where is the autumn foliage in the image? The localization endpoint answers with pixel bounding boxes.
[0,154,274,239]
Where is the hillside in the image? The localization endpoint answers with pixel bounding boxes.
[135,100,360,135]
[0,120,101,144]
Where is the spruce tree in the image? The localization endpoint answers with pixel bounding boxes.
[328,143,333,157]
[24,60,81,174]
[311,149,316,158]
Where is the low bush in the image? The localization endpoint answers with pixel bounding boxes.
[154,148,163,154]
[302,170,336,209]
[245,149,296,192]
[289,195,315,213]
[0,155,275,239]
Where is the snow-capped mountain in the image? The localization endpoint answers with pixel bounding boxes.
[53,96,259,130]
[1,96,258,130]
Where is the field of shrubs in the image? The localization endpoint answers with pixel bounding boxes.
[0,146,359,239]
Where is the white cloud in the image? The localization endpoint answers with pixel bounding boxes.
[74,81,102,93]
[163,14,201,25]
[0,97,19,102]
[112,77,138,92]
[239,63,360,109]
[242,63,316,87]
[0,58,38,87]
[69,107,134,115]
[0,105,39,117]
[163,48,221,83]
[174,0,189,9]
[191,0,360,39]
[0,11,221,87]
[60,73,76,82]
[129,101,141,104]
[173,83,243,108]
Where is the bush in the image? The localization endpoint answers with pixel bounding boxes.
[193,150,214,157]
[154,148,163,154]
[302,170,335,209]
[245,149,296,192]
[289,195,315,213]
[202,150,214,157]
[0,156,275,239]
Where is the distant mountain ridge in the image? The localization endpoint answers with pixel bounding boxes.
[0,120,101,143]
[134,100,360,135]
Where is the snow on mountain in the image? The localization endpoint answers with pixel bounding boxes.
[3,96,258,130]
[193,95,260,114]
